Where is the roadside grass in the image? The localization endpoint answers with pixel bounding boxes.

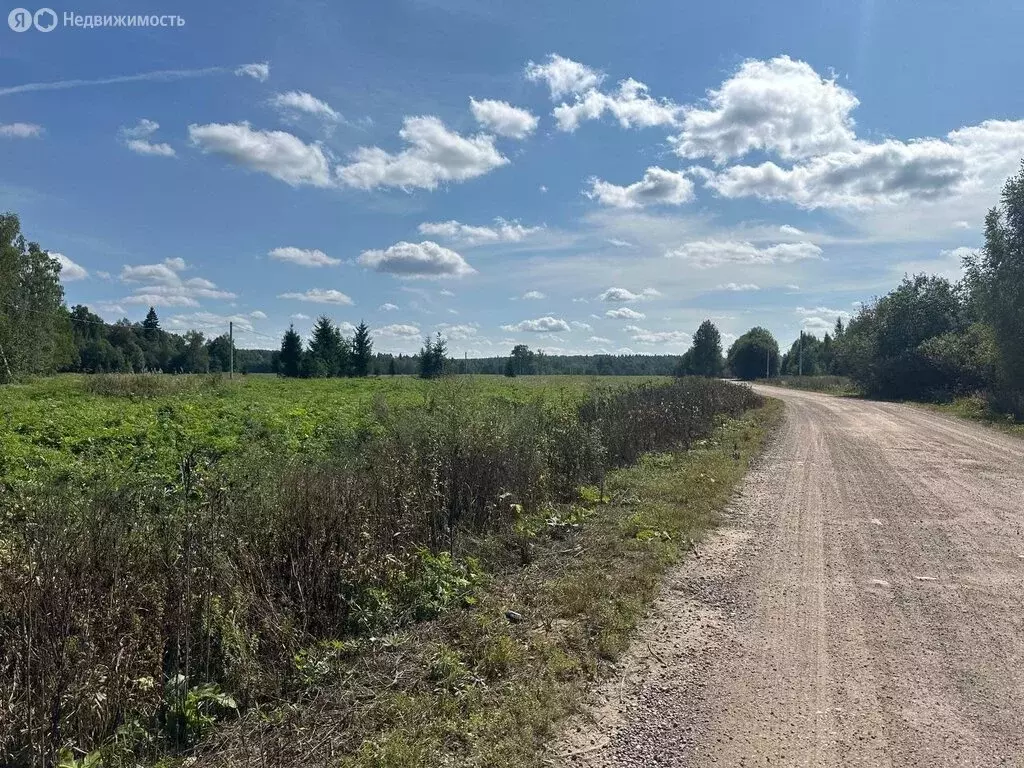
[760,375,859,396]
[199,398,784,767]
[920,394,1024,439]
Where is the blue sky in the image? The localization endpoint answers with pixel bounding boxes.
[4,0,1024,354]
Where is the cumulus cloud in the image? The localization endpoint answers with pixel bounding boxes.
[165,311,256,335]
[589,335,613,344]
[679,57,1024,212]
[672,55,858,163]
[437,323,478,340]
[469,98,538,139]
[571,321,592,331]
[250,310,267,319]
[377,323,422,338]
[119,257,234,307]
[188,122,332,187]
[665,239,823,268]
[694,138,970,209]
[51,253,88,281]
[120,119,175,157]
[553,78,683,132]
[521,290,546,300]
[718,282,760,291]
[418,218,543,246]
[605,307,646,320]
[501,316,571,333]
[378,302,399,311]
[358,240,475,278]
[598,287,661,302]
[795,305,853,332]
[269,246,340,267]
[0,122,43,138]
[779,224,804,236]
[278,288,354,305]
[624,325,690,345]
[337,116,507,190]
[271,91,341,123]
[235,62,270,82]
[525,54,604,99]
[586,167,694,208]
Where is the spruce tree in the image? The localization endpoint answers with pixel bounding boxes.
[279,325,303,378]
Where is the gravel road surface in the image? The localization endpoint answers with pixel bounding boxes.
[557,387,1024,767]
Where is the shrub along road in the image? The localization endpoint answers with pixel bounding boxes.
[559,386,1024,767]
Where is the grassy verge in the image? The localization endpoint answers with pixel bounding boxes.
[919,394,1024,439]
[760,375,859,396]
[199,398,784,767]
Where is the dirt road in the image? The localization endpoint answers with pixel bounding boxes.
[558,387,1024,767]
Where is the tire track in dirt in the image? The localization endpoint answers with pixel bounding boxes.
[555,388,1024,768]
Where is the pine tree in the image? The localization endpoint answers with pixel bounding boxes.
[279,325,303,378]
[308,316,342,377]
[143,307,160,336]
[351,321,373,377]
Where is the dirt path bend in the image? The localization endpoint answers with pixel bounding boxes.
[556,387,1024,768]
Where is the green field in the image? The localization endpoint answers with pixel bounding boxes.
[0,374,667,488]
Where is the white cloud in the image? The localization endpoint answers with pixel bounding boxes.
[606,238,635,248]
[119,119,175,157]
[126,139,176,157]
[236,62,270,82]
[358,241,475,278]
[250,310,267,319]
[953,220,971,229]
[718,282,760,291]
[165,311,255,335]
[665,239,823,268]
[779,224,804,236]
[437,322,478,339]
[795,306,852,332]
[469,98,538,139]
[598,287,661,302]
[378,302,399,311]
[188,122,333,187]
[525,54,604,99]
[377,323,422,338]
[501,316,571,333]
[695,138,969,209]
[605,307,646,320]
[291,313,310,320]
[553,78,683,132]
[271,91,341,122]
[124,294,199,307]
[51,253,88,281]
[521,290,546,300]
[672,55,858,163]
[624,325,690,345]
[0,122,43,138]
[589,335,612,344]
[278,288,354,305]
[337,116,507,190]
[418,218,543,246]
[570,320,592,331]
[586,167,694,208]
[269,246,340,267]
[117,257,234,307]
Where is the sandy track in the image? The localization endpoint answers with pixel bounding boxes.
[557,388,1024,768]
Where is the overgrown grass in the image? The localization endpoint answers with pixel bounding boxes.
[760,375,859,395]
[196,398,784,767]
[0,376,764,767]
[921,394,1024,438]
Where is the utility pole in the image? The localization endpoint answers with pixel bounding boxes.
[766,348,770,379]
[798,330,804,376]
[229,321,234,380]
